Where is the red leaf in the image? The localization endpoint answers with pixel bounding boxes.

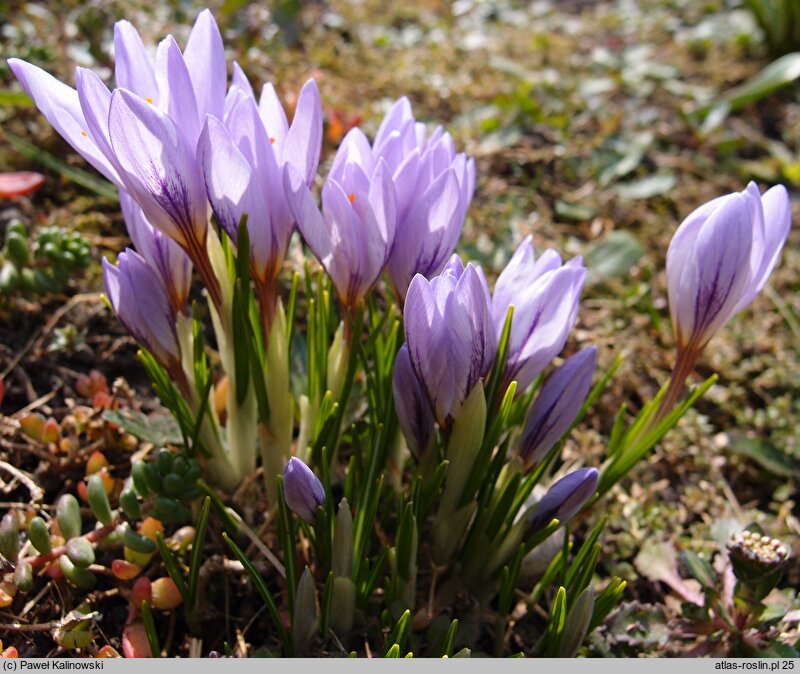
[0,172,45,199]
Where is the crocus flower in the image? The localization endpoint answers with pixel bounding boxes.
[120,191,192,315]
[373,98,475,297]
[404,255,495,427]
[9,9,229,304]
[666,182,791,354]
[199,77,322,289]
[392,344,436,459]
[517,346,596,472]
[283,457,326,523]
[102,250,181,373]
[651,182,792,422]
[526,467,598,534]
[286,128,397,308]
[492,236,586,393]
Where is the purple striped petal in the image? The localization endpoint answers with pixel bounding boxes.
[393,345,435,460]
[108,88,207,249]
[518,347,596,471]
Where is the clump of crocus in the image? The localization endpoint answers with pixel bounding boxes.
[402,255,495,429]
[283,458,325,523]
[660,182,791,418]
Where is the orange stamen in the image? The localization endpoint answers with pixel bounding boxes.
[348,193,356,204]
[81,131,88,137]
[145,97,153,104]
[269,137,276,145]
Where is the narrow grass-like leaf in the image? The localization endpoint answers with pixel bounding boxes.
[277,475,298,615]
[440,619,459,658]
[141,600,160,657]
[155,532,189,604]
[223,532,291,655]
[187,497,212,609]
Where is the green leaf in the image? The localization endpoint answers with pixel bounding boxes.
[155,533,189,604]
[141,600,160,657]
[615,172,676,201]
[28,516,51,556]
[585,230,644,285]
[440,619,459,658]
[103,410,183,447]
[187,497,211,611]
[66,537,95,568]
[692,52,800,133]
[729,435,800,479]
[57,494,82,540]
[682,550,718,589]
[87,474,113,526]
[554,200,596,222]
[0,90,33,107]
[545,586,568,656]
[384,610,411,656]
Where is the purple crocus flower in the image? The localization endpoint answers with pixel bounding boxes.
[372,98,475,297]
[526,467,598,534]
[404,255,495,427]
[283,457,326,523]
[667,182,791,353]
[198,77,322,288]
[492,236,586,393]
[102,249,181,372]
[392,344,436,460]
[518,347,596,472]
[8,9,229,304]
[120,191,192,315]
[285,128,397,308]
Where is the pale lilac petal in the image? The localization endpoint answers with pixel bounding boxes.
[283,79,323,185]
[113,20,157,99]
[375,97,413,151]
[183,8,226,121]
[742,184,791,305]
[285,164,331,268]
[197,116,273,276]
[259,83,289,155]
[155,36,200,149]
[8,59,120,184]
[75,68,116,164]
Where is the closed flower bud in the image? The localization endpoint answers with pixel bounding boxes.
[667,182,791,352]
[517,347,596,471]
[282,458,325,523]
[526,467,598,535]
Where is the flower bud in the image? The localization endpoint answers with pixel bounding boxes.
[282,458,325,523]
[526,468,598,535]
[518,347,596,471]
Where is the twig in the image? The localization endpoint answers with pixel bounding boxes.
[0,460,44,502]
